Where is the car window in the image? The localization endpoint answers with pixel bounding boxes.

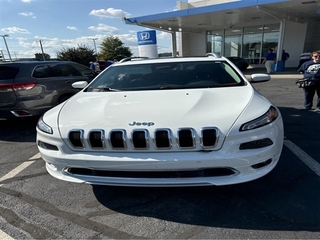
[0,66,20,80]
[49,63,82,77]
[32,65,55,78]
[71,63,97,79]
[86,61,244,92]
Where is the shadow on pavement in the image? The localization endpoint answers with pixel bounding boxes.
[0,117,38,142]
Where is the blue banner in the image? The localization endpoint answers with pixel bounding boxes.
[137,30,157,45]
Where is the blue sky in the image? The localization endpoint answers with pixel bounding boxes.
[0,0,180,60]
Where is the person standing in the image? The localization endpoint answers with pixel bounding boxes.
[89,60,100,72]
[297,50,320,111]
[282,50,290,61]
[297,50,311,69]
[89,61,95,70]
[93,60,100,72]
[104,59,113,68]
[262,48,277,74]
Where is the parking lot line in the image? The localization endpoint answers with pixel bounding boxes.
[0,230,14,240]
[0,160,35,187]
[284,140,320,176]
[0,152,40,187]
[0,153,40,240]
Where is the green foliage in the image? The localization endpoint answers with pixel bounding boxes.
[35,53,51,60]
[56,44,96,66]
[99,36,132,61]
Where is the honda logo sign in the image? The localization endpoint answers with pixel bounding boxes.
[137,30,157,45]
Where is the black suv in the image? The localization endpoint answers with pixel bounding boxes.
[0,61,98,119]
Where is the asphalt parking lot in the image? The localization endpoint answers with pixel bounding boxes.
[1,68,320,239]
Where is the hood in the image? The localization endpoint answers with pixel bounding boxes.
[58,87,253,135]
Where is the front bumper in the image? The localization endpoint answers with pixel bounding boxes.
[38,141,283,187]
[37,115,284,187]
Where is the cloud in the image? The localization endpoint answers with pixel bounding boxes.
[88,23,119,34]
[67,26,78,31]
[19,11,36,18]
[157,31,171,39]
[0,27,30,34]
[21,0,31,3]
[89,8,130,19]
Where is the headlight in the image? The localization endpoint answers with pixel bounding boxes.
[37,116,53,134]
[240,106,278,131]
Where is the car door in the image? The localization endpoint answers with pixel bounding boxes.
[46,63,85,103]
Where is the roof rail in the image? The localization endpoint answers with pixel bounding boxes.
[205,53,221,58]
[119,57,149,63]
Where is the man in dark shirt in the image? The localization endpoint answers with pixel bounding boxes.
[262,49,277,74]
[297,50,320,111]
[282,50,290,61]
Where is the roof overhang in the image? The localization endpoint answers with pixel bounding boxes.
[124,0,320,33]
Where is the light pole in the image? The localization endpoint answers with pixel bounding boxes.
[88,38,98,58]
[39,40,46,60]
[0,34,12,62]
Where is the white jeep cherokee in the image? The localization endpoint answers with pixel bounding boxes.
[36,56,283,187]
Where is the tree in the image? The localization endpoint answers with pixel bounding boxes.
[99,36,132,61]
[56,44,96,66]
[35,53,51,60]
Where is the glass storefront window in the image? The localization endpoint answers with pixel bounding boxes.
[206,24,280,63]
[261,24,280,60]
[243,26,263,64]
[225,35,241,57]
[206,30,223,56]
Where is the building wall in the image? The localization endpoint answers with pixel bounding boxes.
[180,32,207,56]
[178,20,312,67]
[282,21,308,68]
[176,0,319,66]
[305,19,320,52]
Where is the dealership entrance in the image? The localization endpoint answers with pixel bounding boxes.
[206,23,280,64]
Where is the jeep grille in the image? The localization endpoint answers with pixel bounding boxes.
[68,127,218,150]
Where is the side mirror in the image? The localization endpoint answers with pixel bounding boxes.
[72,81,88,89]
[250,73,271,83]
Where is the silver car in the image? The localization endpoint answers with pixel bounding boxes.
[0,61,97,119]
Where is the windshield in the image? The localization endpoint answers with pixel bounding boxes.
[85,61,245,92]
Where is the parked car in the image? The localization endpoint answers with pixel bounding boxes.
[37,55,283,187]
[227,56,249,71]
[0,61,98,119]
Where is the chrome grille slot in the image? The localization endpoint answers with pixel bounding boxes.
[131,130,149,149]
[177,128,195,149]
[89,130,105,149]
[201,127,218,148]
[154,129,172,149]
[110,130,127,149]
[69,130,84,148]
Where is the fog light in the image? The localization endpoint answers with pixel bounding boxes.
[239,138,273,150]
[38,140,58,151]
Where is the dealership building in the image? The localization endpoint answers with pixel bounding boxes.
[125,0,320,69]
